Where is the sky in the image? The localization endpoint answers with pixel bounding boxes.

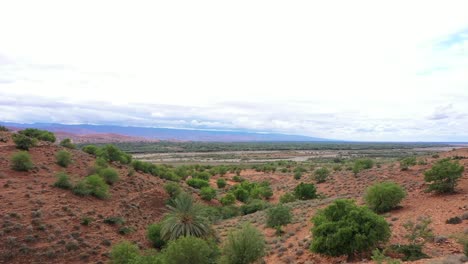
[0,0,468,141]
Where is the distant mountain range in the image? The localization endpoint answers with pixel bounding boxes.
[0,122,334,142]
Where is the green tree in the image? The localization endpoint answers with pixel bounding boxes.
[220,224,266,264]
[266,204,292,234]
[161,193,211,240]
[56,150,72,167]
[294,183,317,200]
[11,151,34,171]
[310,199,390,257]
[163,236,217,264]
[364,182,406,213]
[200,187,216,201]
[12,133,37,150]
[424,158,464,193]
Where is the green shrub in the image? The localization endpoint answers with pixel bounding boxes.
[163,236,217,264]
[82,145,99,155]
[217,178,227,188]
[294,183,317,200]
[73,175,109,199]
[53,172,73,189]
[279,192,297,203]
[72,181,91,196]
[99,167,120,185]
[233,188,249,202]
[19,128,56,142]
[386,244,428,261]
[110,241,140,264]
[0,125,8,131]
[364,182,406,213]
[59,138,76,149]
[314,167,329,183]
[81,216,93,226]
[12,133,36,150]
[232,175,244,182]
[220,205,241,219]
[164,182,181,198]
[104,216,126,225]
[186,178,210,189]
[147,223,165,248]
[220,193,236,206]
[266,204,292,234]
[200,187,216,201]
[240,199,268,215]
[424,158,464,193]
[353,158,374,175]
[446,216,462,224]
[193,171,211,181]
[56,150,72,167]
[220,223,265,264]
[400,157,417,170]
[293,171,302,180]
[310,199,390,257]
[11,151,33,171]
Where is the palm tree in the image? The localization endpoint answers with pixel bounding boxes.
[160,192,211,240]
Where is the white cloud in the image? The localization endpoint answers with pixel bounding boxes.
[0,0,468,141]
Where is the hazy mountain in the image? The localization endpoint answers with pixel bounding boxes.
[1,122,334,142]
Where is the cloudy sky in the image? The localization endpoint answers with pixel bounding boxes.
[1,0,468,141]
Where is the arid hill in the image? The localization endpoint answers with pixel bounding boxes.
[0,131,168,264]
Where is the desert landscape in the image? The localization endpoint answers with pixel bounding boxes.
[0,128,467,264]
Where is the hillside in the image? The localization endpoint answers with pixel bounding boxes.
[0,131,169,264]
[1,129,467,264]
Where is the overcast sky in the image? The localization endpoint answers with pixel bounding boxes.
[1,0,468,141]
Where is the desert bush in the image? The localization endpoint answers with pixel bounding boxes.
[310,199,390,257]
[217,178,227,188]
[82,145,99,155]
[220,193,236,206]
[11,151,33,171]
[232,175,244,182]
[99,167,120,185]
[294,183,317,200]
[200,187,216,201]
[400,157,417,170]
[104,216,126,225]
[73,175,109,199]
[293,171,302,180]
[266,205,292,234]
[164,182,181,198]
[56,150,72,167]
[220,223,266,264]
[424,158,464,193]
[163,236,217,264]
[364,182,406,213]
[240,199,269,215]
[233,188,250,202]
[187,178,210,189]
[0,125,8,131]
[219,205,241,219]
[97,144,132,164]
[110,241,140,264]
[161,193,211,240]
[147,223,166,249]
[353,158,374,175]
[19,128,56,142]
[279,193,297,204]
[59,138,76,149]
[314,167,329,183]
[193,171,211,181]
[446,216,462,225]
[386,244,428,261]
[12,133,36,150]
[53,172,73,189]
